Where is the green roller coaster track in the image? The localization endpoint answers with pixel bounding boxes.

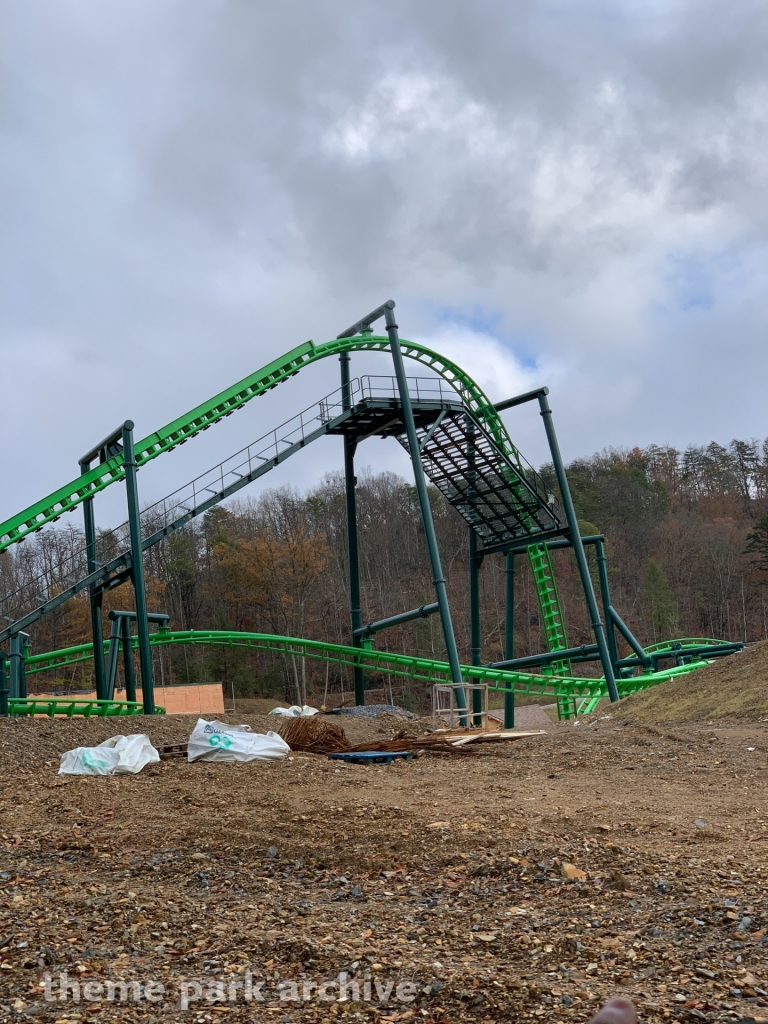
[0,330,574,692]
[23,629,729,695]
[0,336,521,553]
[1,322,740,719]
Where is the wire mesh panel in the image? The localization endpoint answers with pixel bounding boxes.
[398,411,563,545]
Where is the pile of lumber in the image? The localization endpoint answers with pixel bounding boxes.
[349,728,546,754]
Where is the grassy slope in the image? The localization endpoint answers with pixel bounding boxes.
[616,639,768,723]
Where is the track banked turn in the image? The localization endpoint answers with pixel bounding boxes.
[0,336,522,553]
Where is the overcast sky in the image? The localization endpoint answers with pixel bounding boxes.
[2,1,767,525]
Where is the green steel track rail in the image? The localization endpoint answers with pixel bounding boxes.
[23,629,711,705]
[527,542,571,674]
[0,337,526,554]
[643,637,739,655]
[8,698,160,718]
[0,379,469,645]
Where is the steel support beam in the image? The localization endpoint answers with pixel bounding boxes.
[494,387,548,412]
[105,616,122,701]
[490,533,605,559]
[504,551,516,728]
[537,390,620,703]
[467,414,483,725]
[341,352,365,706]
[355,602,439,639]
[9,632,28,699]
[594,538,620,676]
[382,301,466,712]
[617,642,742,669]
[78,426,124,702]
[79,478,107,700]
[122,421,154,714]
[609,606,652,668]
[469,528,483,725]
[121,616,136,704]
[490,643,599,670]
[0,651,8,716]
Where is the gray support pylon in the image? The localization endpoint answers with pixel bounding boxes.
[340,353,365,705]
[79,474,107,700]
[383,302,467,711]
[504,551,516,728]
[537,391,620,703]
[122,421,155,714]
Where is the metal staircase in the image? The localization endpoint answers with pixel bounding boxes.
[396,409,563,547]
[394,405,584,718]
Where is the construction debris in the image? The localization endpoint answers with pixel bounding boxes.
[277,715,352,754]
[348,727,547,754]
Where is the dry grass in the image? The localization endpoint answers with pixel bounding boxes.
[617,639,768,723]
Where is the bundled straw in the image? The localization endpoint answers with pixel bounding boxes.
[277,716,352,754]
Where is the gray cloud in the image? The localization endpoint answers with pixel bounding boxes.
[1,0,767,523]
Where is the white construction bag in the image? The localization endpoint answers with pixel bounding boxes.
[268,704,319,717]
[187,718,290,763]
[98,734,160,774]
[58,734,160,776]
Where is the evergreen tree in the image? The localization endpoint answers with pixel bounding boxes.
[746,514,768,581]
[640,559,676,642]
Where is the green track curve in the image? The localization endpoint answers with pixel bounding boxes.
[1,331,739,721]
[0,336,523,553]
[20,629,713,707]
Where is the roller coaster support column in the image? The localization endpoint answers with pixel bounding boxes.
[0,651,8,716]
[467,415,483,724]
[336,299,466,714]
[383,302,466,711]
[9,632,29,699]
[537,390,620,703]
[504,552,516,728]
[105,615,122,701]
[122,421,155,714]
[121,617,137,704]
[79,425,125,701]
[469,528,483,725]
[79,466,106,700]
[340,352,365,705]
[594,537,620,676]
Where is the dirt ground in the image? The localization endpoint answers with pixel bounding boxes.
[1,697,767,1023]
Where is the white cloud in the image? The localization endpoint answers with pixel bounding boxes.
[2,0,768,526]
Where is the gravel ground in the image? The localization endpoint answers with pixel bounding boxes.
[1,712,767,1022]
[332,705,416,720]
